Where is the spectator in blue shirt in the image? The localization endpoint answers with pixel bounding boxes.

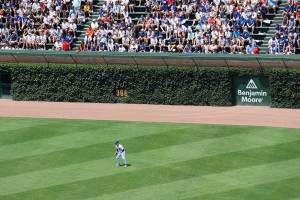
[278,35,286,53]
[246,43,253,54]
[232,10,241,21]
[161,3,169,11]
[268,0,279,13]
[284,5,293,14]
[246,17,256,33]
[242,29,250,41]
[275,24,281,33]
[98,8,104,18]
[233,29,241,38]
[240,17,247,28]
[171,3,177,12]
[289,16,295,28]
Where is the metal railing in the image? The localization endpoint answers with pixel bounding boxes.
[0,50,300,68]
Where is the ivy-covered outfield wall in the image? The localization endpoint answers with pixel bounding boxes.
[10,64,232,106]
[269,69,300,108]
[0,63,299,108]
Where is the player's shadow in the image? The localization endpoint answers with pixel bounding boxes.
[120,163,132,167]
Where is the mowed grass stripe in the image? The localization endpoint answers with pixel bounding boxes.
[0,117,49,132]
[85,158,300,200]
[2,141,300,200]
[0,124,243,177]
[0,121,105,146]
[0,130,299,196]
[184,177,300,200]
[0,121,194,162]
[0,117,48,135]
[0,119,185,146]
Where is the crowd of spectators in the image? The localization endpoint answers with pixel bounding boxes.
[1,0,298,54]
[78,0,274,54]
[268,0,299,54]
[0,0,90,50]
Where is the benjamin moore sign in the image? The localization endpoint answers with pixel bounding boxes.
[234,76,271,106]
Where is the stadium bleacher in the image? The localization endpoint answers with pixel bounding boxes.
[0,0,91,50]
[0,0,299,54]
[74,0,300,54]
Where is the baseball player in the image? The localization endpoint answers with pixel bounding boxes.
[114,140,128,167]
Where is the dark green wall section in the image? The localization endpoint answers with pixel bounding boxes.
[0,65,12,98]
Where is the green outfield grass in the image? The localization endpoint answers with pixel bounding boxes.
[0,117,300,200]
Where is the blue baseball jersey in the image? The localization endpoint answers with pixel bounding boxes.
[115,144,125,153]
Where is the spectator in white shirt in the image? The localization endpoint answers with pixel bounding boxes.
[91,19,99,30]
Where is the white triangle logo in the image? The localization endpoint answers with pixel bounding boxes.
[246,79,258,89]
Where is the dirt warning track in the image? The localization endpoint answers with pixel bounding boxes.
[0,99,299,128]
